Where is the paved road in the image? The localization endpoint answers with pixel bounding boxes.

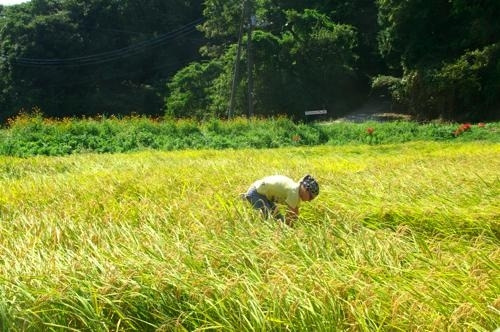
[334,99,411,122]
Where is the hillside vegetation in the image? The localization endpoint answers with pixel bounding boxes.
[1,1,498,121]
[0,141,498,330]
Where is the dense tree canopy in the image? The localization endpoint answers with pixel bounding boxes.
[375,0,500,120]
[0,0,498,122]
[0,0,203,122]
[167,0,377,119]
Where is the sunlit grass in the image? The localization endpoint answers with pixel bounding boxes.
[0,141,499,331]
[1,113,498,157]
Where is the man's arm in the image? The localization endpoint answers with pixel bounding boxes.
[285,206,299,227]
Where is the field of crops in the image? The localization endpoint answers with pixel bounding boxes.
[0,141,499,331]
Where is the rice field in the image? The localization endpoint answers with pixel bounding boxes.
[0,141,499,331]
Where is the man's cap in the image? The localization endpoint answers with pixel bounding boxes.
[301,174,319,197]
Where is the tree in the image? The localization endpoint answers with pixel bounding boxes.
[166,60,225,119]
[376,0,500,120]
[167,1,363,119]
[245,9,359,118]
[0,0,204,122]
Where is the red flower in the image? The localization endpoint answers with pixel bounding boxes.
[454,123,473,137]
[461,123,472,131]
[366,127,374,135]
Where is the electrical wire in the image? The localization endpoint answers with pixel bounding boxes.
[13,18,202,66]
[45,55,205,87]
[2,17,203,67]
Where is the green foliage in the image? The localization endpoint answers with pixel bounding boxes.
[169,5,363,119]
[376,0,500,120]
[166,61,224,119]
[270,9,360,117]
[0,113,498,157]
[375,44,500,120]
[199,0,241,50]
[377,0,500,68]
[165,45,238,120]
[1,0,499,122]
[0,0,204,122]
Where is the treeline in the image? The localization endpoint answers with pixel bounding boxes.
[0,0,498,123]
[0,0,204,121]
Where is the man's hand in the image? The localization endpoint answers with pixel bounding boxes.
[285,206,299,227]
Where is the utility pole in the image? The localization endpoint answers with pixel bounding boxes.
[228,1,247,119]
[246,0,255,118]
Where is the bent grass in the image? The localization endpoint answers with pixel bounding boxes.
[0,142,499,331]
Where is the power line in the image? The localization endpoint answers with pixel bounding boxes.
[44,55,205,88]
[12,19,202,66]
[1,18,203,67]
[14,28,197,66]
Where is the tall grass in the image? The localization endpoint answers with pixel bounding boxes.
[0,141,498,331]
[0,112,498,157]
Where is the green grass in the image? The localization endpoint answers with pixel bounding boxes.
[0,113,498,156]
[0,141,499,331]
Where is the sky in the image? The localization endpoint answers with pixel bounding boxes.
[0,0,30,5]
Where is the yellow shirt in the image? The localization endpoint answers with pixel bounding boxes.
[253,175,301,208]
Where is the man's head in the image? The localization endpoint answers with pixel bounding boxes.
[300,174,319,201]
